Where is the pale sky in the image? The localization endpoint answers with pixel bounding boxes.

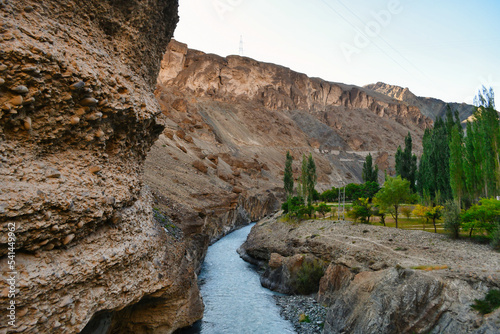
[173,0,500,104]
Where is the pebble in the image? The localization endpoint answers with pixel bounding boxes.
[0,78,4,85]
[95,129,105,138]
[89,166,101,173]
[24,117,31,130]
[274,295,327,334]
[86,112,102,120]
[45,167,61,178]
[10,95,23,106]
[80,97,98,106]
[70,81,85,90]
[70,116,80,125]
[12,85,29,94]
[62,234,75,245]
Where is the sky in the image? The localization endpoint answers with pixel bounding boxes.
[173,0,500,104]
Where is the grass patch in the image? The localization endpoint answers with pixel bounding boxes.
[471,289,500,314]
[298,313,311,323]
[411,265,449,271]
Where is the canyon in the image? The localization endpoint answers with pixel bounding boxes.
[0,0,485,333]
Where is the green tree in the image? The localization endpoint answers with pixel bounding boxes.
[425,205,444,233]
[417,118,452,202]
[373,176,413,228]
[349,198,372,223]
[362,153,378,183]
[449,125,465,207]
[283,151,294,199]
[396,132,417,191]
[306,154,317,205]
[300,154,308,203]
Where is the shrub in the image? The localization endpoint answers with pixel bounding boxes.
[294,259,325,294]
[443,200,461,239]
[471,289,500,314]
[401,206,412,219]
[492,223,500,250]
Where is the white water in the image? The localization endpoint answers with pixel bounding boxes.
[178,223,295,334]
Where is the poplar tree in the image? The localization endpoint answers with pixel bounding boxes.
[283,151,294,199]
[306,154,317,205]
[300,154,308,203]
[363,153,378,183]
[449,125,465,207]
[396,132,417,191]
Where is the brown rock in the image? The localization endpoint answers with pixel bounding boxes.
[192,160,208,174]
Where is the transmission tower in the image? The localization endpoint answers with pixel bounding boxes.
[239,35,243,56]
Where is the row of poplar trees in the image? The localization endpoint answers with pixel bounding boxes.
[397,87,499,208]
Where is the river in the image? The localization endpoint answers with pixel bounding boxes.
[178,223,295,334]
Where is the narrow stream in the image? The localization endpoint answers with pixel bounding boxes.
[179,223,295,334]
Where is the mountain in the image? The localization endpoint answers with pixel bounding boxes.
[364,82,475,122]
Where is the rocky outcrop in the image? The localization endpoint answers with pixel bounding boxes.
[364,82,475,122]
[0,0,192,333]
[240,219,500,334]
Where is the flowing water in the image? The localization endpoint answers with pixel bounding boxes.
[178,223,295,334]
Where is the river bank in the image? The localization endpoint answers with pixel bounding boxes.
[240,215,500,333]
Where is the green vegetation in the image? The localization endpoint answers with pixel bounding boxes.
[373,176,414,228]
[362,153,378,183]
[283,151,294,200]
[294,259,325,295]
[395,132,417,191]
[471,289,500,315]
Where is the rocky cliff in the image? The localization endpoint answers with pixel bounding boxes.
[364,82,475,122]
[241,218,500,334]
[0,1,211,333]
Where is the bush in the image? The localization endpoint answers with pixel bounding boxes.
[294,259,325,294]
[443,200,461,239]
[471,289,500,314]
[401,206,412,219]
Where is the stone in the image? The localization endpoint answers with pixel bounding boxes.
[70,81,85,90]
[89,166,101,173]
[69,116,80,125]
[192,160,208,174]
[80,97,98,106]
[12,85,29,94]
[45,167,61,178]
[24,117,31,130]
[62,234,75,245]
[10,95,23,106]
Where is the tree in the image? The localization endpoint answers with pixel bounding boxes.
[417,118,452,202]
[412,204,429,230]
[300,154,308,203]
[362,153,378,183]
[425,205,444,233]
[449,125,465,207]
[283,151,294,199]
[396,132,417,191]
[461,198,500,239]
[373,176,413,228]
[306,154,317,205]
[349,198,372,223]
[443,200,461,239]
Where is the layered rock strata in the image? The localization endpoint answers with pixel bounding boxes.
[241,218,500,334]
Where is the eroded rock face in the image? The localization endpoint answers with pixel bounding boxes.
[240,219,500,334]
[0,0,190,333]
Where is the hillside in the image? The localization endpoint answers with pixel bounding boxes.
[364,82,475,122]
